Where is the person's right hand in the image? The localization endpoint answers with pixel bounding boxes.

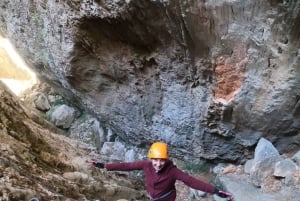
[89,159,105,169]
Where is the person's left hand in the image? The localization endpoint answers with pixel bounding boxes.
[215,189,233,200]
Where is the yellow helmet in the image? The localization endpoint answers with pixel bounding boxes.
[148,142,169,159]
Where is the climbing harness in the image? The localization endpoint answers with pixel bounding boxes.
[29,198,40,201]
[147,190,175,201]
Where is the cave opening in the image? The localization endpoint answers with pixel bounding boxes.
[0,34,37,96]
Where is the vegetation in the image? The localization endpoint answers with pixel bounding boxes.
[182,160,211,174]
[174,158,211,174]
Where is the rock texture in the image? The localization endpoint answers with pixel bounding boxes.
[0,82,145,201]
[1,82,299,200]
[0,0,300,162]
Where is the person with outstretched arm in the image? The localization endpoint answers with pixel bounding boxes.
[89,142,233,201]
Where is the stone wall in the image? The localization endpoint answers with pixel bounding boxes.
[0,0,300,162]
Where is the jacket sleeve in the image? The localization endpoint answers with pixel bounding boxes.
[105,160,147,171]
[173,168,215,194]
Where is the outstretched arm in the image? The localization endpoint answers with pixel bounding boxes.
[174,168,233,200]
[89,159,147,171]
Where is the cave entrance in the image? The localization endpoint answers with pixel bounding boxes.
[0,34,37,96]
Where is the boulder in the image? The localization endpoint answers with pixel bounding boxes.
[274,159,298,178]
[47,104,77,129]
[249,138,281,186]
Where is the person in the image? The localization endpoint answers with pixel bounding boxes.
[89,142,233,201]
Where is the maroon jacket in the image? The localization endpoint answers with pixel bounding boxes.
[105,160,215,200]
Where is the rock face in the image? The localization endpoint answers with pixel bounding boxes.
[0,82,145,201]
[1,85,298,201]
[0,0,300,162]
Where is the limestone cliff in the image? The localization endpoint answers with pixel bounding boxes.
[0,82,145,200]
[0,0,300,162]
